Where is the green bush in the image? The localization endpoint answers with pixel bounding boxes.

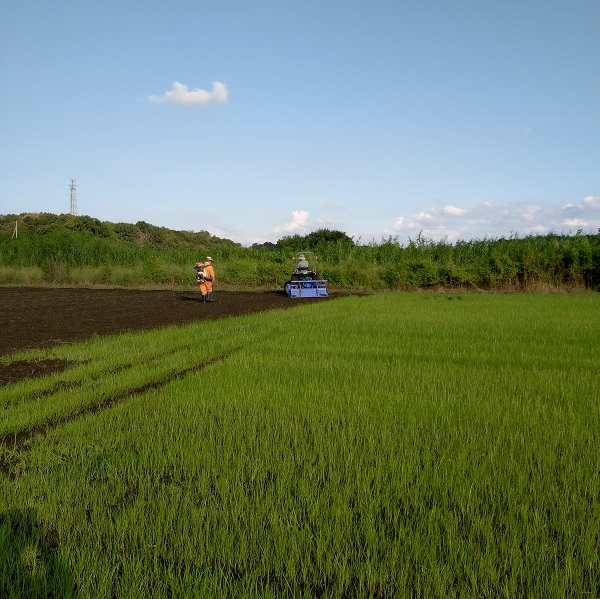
[0,266,44,285]
[2,213,600,291]
[219,258,259,286]
[42,260,71,285]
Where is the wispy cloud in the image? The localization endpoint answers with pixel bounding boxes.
[385,197,600,242]
[583,195,600,210]
[442,205,467,216]
[564,218,589,227]
[273,210,310,235]
[148,81,228,105]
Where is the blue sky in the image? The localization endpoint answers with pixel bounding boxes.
[1,0,599,245]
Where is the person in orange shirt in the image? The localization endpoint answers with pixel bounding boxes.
[195,262,208,302]
[203,256,215,302]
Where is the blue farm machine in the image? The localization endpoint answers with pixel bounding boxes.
[284,251,329,298]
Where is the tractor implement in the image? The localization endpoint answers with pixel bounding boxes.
[284,251,329,298]
[285,279,329,298]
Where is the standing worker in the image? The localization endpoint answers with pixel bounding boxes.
[204,256,215,302]
[195,262,208,303]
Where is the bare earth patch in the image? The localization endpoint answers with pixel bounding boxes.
[0,286,335,385]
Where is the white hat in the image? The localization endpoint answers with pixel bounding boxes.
[205,256,213,262]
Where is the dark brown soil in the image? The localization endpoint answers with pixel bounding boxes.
[0,286,335,385]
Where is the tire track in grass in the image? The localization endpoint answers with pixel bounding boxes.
[1,363,127,407]
[0,358,74,387]
[0,347,242,476]
[1,344,190,408]
[0,341,200,407]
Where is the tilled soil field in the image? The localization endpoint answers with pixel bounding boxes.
[0,286,335,385]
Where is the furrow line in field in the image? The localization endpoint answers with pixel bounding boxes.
[0,346,242,475]
[0,358,74,387]
[0,347,185,405]
[1,363,132,407]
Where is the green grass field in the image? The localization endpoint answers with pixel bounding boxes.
[1,292,599,598]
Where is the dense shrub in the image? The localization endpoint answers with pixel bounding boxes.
[1,213,599,291]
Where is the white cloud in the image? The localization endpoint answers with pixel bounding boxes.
[414,210,435,221]
[529,225,549,235]
[148,81,228,105]
[384,195,600,243]
[442,204,467,216]
[274,210,310,235]
[583,196,600,210]
[563,218,589,227]
[520,205,541,221]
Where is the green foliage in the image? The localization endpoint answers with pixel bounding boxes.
[276,228,354,256]
[217,257,289,287]
[1,213,600,290]
[67,215,113,238]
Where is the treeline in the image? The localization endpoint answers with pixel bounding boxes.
[1,212,599,291]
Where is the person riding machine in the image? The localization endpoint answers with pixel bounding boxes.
[285,251,328,298]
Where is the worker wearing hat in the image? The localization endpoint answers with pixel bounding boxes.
[203,256,215,302]
[297,253,309,270]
